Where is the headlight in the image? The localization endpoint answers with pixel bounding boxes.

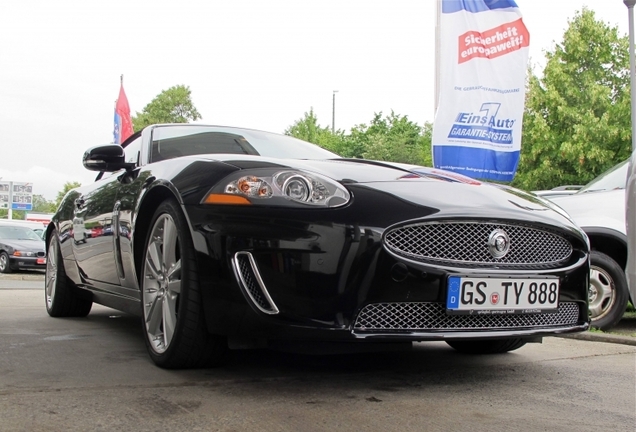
[203,170,350,207]
[13,251,35,257]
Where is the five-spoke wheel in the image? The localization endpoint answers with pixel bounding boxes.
[140,199,227,368]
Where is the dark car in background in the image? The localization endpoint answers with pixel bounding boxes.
[0,225,46,273]
[44,124,591,369]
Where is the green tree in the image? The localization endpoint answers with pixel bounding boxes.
[513,8,631,191]
[132,85,202,132]
[285,109,433,165]
[56,181,82,209]
[350,112,432,166]
[284,108,348,154]
[32,194,56,213]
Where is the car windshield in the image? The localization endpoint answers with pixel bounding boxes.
[149,125,340,163]
[578,159,629,193]
[0,226,42,240]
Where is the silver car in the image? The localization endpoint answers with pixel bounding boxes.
[626,155,636,311]
[538,160,630,331]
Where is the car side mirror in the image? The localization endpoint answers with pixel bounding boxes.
[83,144,135,172]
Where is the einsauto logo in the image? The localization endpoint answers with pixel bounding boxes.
[448,102,515,145]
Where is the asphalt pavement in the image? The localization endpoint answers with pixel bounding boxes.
[2,270,635,346]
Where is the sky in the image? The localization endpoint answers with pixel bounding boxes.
[0,0,632,201]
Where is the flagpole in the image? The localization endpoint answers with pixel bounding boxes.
[625,0,636,152]
[435,0,441,115]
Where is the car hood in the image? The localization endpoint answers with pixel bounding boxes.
[549,189,625,235]
[215,156,482,185]
[0,239,45,251]
[203,156,580,230]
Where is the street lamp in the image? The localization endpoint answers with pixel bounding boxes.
[626,0,636,151]
[332,90,339,134]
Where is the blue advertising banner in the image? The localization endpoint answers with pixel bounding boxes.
[432,0,530,182]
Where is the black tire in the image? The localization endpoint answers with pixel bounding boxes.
[140,199,227,369]
[446,338,527,354]
[45,232,93,317]
[588,250,629,331]
[0,251,12,273]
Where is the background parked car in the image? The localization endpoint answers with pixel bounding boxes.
[0,224,46,273]
[0,219,46,241]
[627,154,636,310]
[538,159,630,331]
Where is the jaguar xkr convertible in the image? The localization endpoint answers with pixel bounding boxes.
[45,124,590,368]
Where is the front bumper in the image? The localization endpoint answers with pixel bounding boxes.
[10,256,46,271]
[185,186,590,342]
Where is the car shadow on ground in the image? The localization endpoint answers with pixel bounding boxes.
[81,306,567,384]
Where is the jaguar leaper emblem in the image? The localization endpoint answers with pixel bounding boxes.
[488,229,510,259]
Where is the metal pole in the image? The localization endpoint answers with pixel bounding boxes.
[8,181,12,220]
[626,0,636,151]
[435,0,442,115]
[332,90,338,134]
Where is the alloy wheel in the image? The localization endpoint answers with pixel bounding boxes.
[588,265,616,320]
[142,214,182,354]
[45,239,58,309]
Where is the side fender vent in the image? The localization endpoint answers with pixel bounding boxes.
[232,251,279,315]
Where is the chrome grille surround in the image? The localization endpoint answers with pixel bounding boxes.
[384,221,573,268]
[353,302,580,333]
[232,251,279,315]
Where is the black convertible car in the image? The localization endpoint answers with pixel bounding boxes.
[45,124,590,368]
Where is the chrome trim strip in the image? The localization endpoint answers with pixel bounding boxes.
[350,324,588,340]
[232,251,280,315]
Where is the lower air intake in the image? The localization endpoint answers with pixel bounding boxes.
[353,302,580,332]
[233,251,279,315]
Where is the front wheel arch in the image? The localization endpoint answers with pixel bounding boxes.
[133,184,184,289]
[139,197,227,368]
[584,229,632,305]
[584,229,627,270]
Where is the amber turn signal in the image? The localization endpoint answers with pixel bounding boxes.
[203,194,251,205]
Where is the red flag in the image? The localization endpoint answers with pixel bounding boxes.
[113,79,133,144]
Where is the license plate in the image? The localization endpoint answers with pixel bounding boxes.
[446,275,559,315]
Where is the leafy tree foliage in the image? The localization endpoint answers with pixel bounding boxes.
[284,108,349,154]
[56,181,82,209]
[513,8,631,190]
[350,112,432,166]
[285,110,432,166]
[32,194,56,213]
[132,85,202,132]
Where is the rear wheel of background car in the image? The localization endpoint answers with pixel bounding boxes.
[0,251,12,273]
[45,232,93,317]
[141,199,227,369]
[588,250,629,331]
[446,338,527,354]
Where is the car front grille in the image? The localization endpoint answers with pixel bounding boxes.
[353,302,580,333]
[383,221,572,268]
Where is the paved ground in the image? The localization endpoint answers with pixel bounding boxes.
[1,288,635,432]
